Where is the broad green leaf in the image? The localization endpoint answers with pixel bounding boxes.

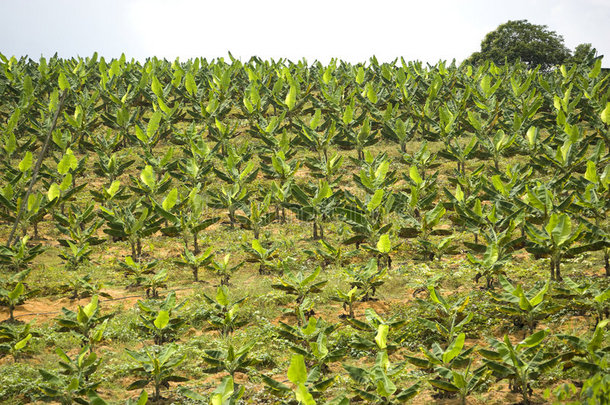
[58,72,70,91]
[295,383,316,405]
[57,149,78,175]
[375,324,389,349]
[285,83,297,110]
[8,283,24,301]
[140,165,155,189]
[151,75,163,99]
[367,189,384,212]
[154,310,169,330]
[14,333,32,350]
[19,151,33,172]
[147,110,162,138]
[287,354,308,385]
[47,183,60,201]
[519,329,548,348]
[585,161,598,184]
[601,102,610,124]
[409,166,423,185]
[185,72,197,96]
[377,234,391,254]
[162,188,178,211]
[442,333,465,364]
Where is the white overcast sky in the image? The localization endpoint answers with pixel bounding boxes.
[2,0,609,65]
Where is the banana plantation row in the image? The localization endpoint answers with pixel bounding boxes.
[0,54,609,404]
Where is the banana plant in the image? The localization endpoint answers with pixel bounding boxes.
[55,295,112,351]
[272,266,327,325]
[479,330,560,405]
[345,308,406,356]
[401,141,440,181]
[155,187,220,254]
[205,253,244,286]
[119,256,159,287]
[0,268,31,322]
[281,319,347,374]
[338,188,394,247]
[37,347,107,405]
[0,321,37,362]
[290,180,335,240]
[142,268,169,299]
[174,246,213,282]
[331,287,364,319]
[399,203,451,261]
[262,353,337,404]
[304,239,357,269]
[100,203,163,261]
[382,116,415,153]
[343,258,387,302]
[553,277,610,325]
[525,212,585,281]
[137,292,188,345]
[201,342,258,378]
[361,233,400,270]
[63,273,110,300]
[126,344,188,403]
[242,239,280,275]
[343,350,420,404]
[489,276,556,334]
[352,152,397,195]
[236,194,276,239]
[0,235,44,272]
[466,221,526,289]
[207,183,250,229]
[416,286,473,345]
[198,286,247,336]
[557,319,609,377]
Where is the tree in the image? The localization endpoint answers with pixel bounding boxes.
[468,20,571,69]
[569,43,600,65]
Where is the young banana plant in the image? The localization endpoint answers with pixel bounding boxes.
[479,330,560,405]
[205,253,244,286]
[290,180,335,240]
[525,212,584,281]
[416,286,473,345]
[272,266,327,325]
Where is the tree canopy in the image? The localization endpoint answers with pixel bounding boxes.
[468,20,571,69]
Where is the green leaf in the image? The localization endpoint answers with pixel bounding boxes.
[162,188,178,211]
[8,283,24,301]
[14,333,32,350]
[19,151,33,172]
[151,75,163,99]
[185,72,197,96]
[409,166,423,185]
[154,310,169,330]
[285,83,297,110]
[47,183,61,201]
[601,102,610,124]
[519,329,548,348]
[367,189,384,212]
[375,324,389,350]
[140,165,155,189]
[57,149,78,175]
[442,333,465,364]
[295,383,316,405]
[585,161,598,184]
[147,111,162,139]
[58,72,70,91]
[376,234,391,254]
[288,354,308,385]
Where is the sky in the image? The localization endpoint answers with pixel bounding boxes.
[2,0,609,65]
